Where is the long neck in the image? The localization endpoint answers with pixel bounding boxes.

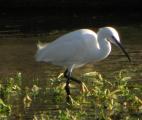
[96,33,111,61]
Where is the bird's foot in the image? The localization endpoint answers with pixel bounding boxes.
[66,95,75,104]
[80,82,89,93]
[66,95,71,103]
[66,95,80,105]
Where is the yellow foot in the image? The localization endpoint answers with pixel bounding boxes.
[66,95,80,106]
[80,82,89,93]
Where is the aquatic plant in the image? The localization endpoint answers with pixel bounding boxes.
[0,69,142,119]
[0,98,11,114]
[81,70,142,119]
[58,109,86,120]
[0,73,21,101]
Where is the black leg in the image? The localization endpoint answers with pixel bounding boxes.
[69,76,82,84]
[64,69,82,84]
[64,69,71,102]
[64,69,89,94]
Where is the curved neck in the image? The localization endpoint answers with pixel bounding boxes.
[96,32,111,61]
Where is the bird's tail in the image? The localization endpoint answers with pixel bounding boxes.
[35,41,48,62]
[37,40,48,50]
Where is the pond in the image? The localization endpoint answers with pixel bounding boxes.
[0,16,142,119]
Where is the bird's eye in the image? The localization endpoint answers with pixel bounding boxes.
[111,36,115,40]
[111,36,118,43]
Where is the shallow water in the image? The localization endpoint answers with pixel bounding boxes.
[0,25,141,79]
[0,19,142,119]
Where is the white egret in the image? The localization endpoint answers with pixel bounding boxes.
[35,27,131,102]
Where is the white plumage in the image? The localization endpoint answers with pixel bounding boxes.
[36,27,128,72]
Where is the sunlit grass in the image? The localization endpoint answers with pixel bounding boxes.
[0,69,142,119]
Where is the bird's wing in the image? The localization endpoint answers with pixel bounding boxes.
[36,38,85,63]
[35,29,97,65]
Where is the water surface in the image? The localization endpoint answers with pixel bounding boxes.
[0,19,142,119]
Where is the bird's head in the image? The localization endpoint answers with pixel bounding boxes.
[98,27,131,62]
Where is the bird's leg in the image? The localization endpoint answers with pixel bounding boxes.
[64,69,81,84]
[70,77,89,93]
[64,70,89,93]
[64,69,71,102]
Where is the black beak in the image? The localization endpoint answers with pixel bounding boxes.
[113,37,131,62]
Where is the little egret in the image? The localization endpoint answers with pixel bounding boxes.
[35,27,131,102]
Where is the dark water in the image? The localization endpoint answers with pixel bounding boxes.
[0,16,142,119]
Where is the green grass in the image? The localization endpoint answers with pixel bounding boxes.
[0,69,142,120]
